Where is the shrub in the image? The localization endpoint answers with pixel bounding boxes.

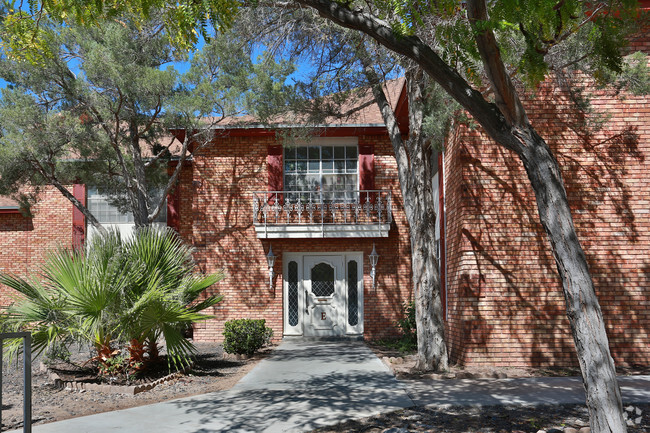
[395,301,417,353]
[0,227,223,371]
[222,319,273,356]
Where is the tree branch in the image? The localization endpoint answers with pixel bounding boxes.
[292,0,521,152]
[466,0,528,127]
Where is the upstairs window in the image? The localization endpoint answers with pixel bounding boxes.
[284,144,358,202]
[87,187,166,224]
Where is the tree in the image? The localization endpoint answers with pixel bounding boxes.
[0,227,223,370]
[0,14,295,230]
[290,0,644,431]
[0,0,240,54]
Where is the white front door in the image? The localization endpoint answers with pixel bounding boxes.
[283,252,363,337]
[303,255,344,336]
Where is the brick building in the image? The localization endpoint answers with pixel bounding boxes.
[1,35,649,368]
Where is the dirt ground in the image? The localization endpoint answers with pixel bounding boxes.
[1,341,648,432]
[1,342,268,432]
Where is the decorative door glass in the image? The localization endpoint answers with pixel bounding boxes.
[287,261,299,326]
[347,260,358,326]
[311,263,335,296]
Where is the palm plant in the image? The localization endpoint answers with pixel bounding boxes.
[0,227,223,372]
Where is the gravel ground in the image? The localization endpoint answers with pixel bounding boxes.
[0,342,266,432]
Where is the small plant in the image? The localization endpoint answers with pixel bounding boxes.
[98,354,127,380]
[222,319,273,357]
[395,301,417,353]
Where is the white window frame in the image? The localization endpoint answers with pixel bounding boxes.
[283,138,359,202]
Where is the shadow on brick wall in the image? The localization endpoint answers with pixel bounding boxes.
[447,78,649,368]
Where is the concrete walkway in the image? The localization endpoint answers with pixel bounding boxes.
[11,340,650,433]
[18,339,413,433]
[405,375,650,407]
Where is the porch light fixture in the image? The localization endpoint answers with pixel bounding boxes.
[266,245,276,290]
[369,243,379,289]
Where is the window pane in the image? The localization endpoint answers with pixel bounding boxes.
[346,146,357,158]
[284,147,296,159]
[296,147,308,159]
[297,160,307,172]
[334,146,345,159]
[284,161,295,173]
[322,159,333,172]
[295,175,308,190]
[335,160,345,173]
[288,261,299,326]
[308,146,319,159]
[322,175,335,190]
[346,160,357,172]
[348,260,358,326]
[305,175,319,190]
[311,263,335,296]
[285,175,296,190]
[321,146,333,160]
[308,160,319,173]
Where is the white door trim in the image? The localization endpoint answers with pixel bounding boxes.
[283,252,364,337]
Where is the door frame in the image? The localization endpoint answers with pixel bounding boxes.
[283,251,364,336]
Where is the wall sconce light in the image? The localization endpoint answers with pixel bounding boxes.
[266,245,276,290]
[369,243,379,289]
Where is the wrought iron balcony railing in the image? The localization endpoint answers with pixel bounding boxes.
[252,190,392,238]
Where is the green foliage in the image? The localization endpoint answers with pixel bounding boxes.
[395,301,417,352]
[0,15,295,223]
[422,81,461,151]
[222,319,273,357]
[0,227,223,370]
[0,0,242,56]
[365,0,640,89]
[374,301,417,354]
[616,52,650,96]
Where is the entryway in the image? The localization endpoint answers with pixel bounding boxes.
[283,252,364,337]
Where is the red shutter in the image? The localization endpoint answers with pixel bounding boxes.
[167,185,180,232]
[72,184,86,250]
[166,162,181,232]
[359,143,375,203]
[267,145,283,203]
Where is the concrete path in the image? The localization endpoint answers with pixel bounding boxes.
[10,340,650,433]
[404,375,650,407]
[17,339,413,433]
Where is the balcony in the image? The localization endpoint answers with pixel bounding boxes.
[253,190,392,238]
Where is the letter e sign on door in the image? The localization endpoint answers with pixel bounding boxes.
[321,312,326,320]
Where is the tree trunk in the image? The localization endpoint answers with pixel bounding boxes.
[516,126,625,433]
[128,120,151,227]
[403,76,448,372]
[357,47,449,371]
[407,153,448,372]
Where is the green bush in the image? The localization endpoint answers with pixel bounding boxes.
[222,319,273,356]
[0,227,223,370]
[395,301,417,353]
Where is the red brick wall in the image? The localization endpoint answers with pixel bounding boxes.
[444,43,650,367]
[183,131,414,342]
[0,188,74,305]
